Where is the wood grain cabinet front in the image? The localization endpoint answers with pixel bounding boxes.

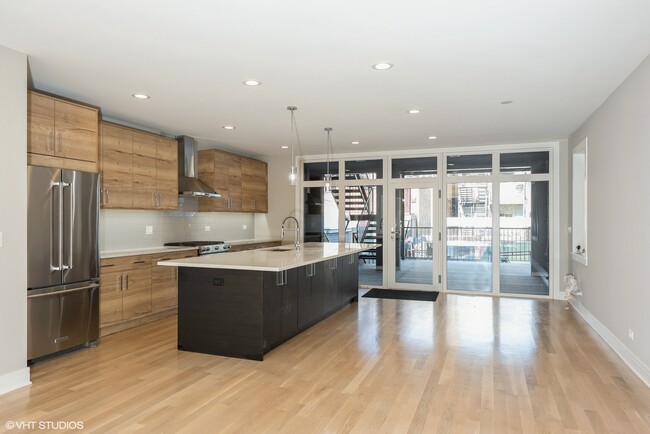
[100,122,178,210]
[99,250,197,335]
[150,251,197,313]
[27,91,99,172]
[99,256,151,328]
[198,149,267,213]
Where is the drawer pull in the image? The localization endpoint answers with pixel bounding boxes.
[101,264,115,268]
[132,260,146,264]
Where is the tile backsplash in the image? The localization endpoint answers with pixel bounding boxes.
[100,209,255,251]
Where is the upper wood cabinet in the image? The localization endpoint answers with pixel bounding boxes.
[100,122,178,210]
[27,91,99,172]
[198,149,267,213]
[242,157,268,213]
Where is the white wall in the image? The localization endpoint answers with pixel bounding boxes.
[254,155,299,240]
[0,45,30,395]
[569,54,650,385]
[100,209,255,251]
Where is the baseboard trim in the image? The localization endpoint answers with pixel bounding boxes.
[0,367,31,396]
[570,299,650,388]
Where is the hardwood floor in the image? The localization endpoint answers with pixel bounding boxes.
[2,293,649,433]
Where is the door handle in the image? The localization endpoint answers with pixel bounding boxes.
[49,131,55,152]
[125,273,129,290]
[56,133,62,153]
[27,283,100,299]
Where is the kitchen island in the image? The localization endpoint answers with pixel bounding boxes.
[158,242,376,360]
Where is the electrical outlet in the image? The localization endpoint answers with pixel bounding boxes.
[0,231,3,247]
[628,329,634,340]
[205,225,211,232]
[242,224,247,230]
[145,225,153,235]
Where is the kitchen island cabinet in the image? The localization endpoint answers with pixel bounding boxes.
[159,243,371,360]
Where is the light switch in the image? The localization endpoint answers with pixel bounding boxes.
[242,224,247,230]
[204,225,211,232]
[145,225,153,235]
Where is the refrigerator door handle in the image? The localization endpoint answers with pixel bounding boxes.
[50,180,71,272]
[27,283,100,299]
[64,180,73,271]
[50,181,64,272]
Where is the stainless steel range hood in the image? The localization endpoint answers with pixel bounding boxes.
[177,135,221,197]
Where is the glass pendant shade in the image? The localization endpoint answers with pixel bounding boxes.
[288,166,298,185]
[324,173,332,192]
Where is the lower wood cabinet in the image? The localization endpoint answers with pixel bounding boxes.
[99,250,197,335]
[151,251,197,313]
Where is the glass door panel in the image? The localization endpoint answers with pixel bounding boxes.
[345,185,383,287]
[389,187,437,289]
[446,183,493,292]
[303,187,339,242]
[499,181,549,296]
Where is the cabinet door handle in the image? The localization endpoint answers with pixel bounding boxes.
[106,189,110,204]
[56,133,62,153]
[49,131,55,152]
[119,274,124,291]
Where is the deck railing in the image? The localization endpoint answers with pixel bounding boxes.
[446,227,531,262]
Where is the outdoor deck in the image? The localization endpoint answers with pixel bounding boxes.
[359,258,549,296]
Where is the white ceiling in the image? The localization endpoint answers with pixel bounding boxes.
[1,0,649,158]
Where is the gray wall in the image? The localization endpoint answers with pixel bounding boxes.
[0,45,29,393]
[254,155,298,240]
[569,54,650,377]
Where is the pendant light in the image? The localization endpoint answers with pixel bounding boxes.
[324,127,333,192]
[287,106,299,185]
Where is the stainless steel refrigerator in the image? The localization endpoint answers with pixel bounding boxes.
[27,166,100,361]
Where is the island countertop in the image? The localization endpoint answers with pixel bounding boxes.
[157,242,378,272]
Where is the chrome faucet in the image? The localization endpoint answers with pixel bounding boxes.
[281,216,301,250]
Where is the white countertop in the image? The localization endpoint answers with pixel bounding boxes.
[100,246,198,259]
[157,242,378,272]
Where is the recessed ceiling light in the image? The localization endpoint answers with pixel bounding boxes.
[281,145,289,149]
[407,109,421,114]
[351,141,360,145]
[243,80,261,86]
[223,125,236,130]
[428,136,437,140]
[132,94,150,99]
[373,62,393,70]
[500,100,513,104]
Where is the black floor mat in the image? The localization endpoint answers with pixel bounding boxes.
[362,288,439,302]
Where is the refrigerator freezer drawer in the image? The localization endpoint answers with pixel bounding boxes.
[27,282,99,361]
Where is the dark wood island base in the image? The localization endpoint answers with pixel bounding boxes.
[177,253,359,360]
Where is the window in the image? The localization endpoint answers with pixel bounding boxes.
[391,157,437,178]
[345,160,383,180]
[500,151,549,174]
[447,154,492,176]
[304,161,339,181]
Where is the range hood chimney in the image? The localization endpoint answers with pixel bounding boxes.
[177,136,221,197]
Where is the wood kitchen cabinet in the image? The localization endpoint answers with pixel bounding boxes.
[99,255,152,328]
[198,149,242,212]
[242,157,268,212]
[198,149,267,213]
[100,250,197,336]
[27,91,99,172]
[151,250,197,313]
[100,122,178,210]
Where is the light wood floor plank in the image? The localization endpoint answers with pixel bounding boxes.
[1,293,649,433]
